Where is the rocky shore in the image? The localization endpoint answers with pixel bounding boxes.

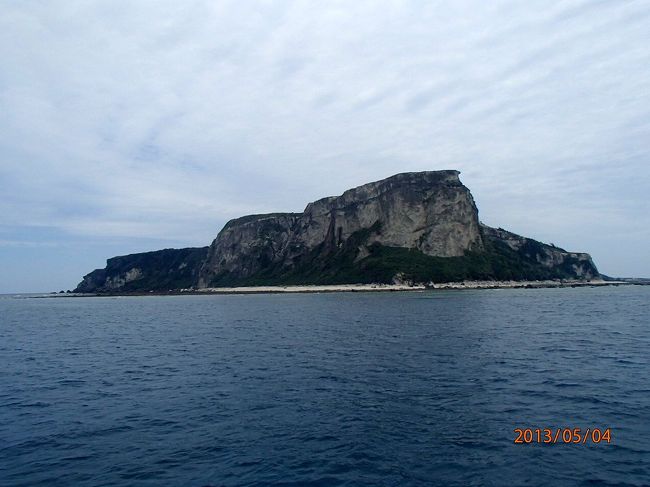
[51,279,632,297]
[191,279,627,293]
[427,279,626,290]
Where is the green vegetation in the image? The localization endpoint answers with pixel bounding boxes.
[78,224,596,292]
[207,225,593,287]
[356,240,580,283]
[76,247,208,292]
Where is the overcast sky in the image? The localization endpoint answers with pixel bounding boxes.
[1,0,649,292]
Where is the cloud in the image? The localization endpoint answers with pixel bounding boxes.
[1,0,650,281]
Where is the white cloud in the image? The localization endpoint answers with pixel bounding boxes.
[1,0,649,277]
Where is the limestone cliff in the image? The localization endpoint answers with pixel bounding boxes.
[480,225,598,280]
[74,170,599,292]
[75,247,208,293]
[198,170,484,286]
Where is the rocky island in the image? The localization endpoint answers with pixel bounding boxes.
[75,170,599,293]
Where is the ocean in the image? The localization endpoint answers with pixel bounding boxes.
[1,287,649,486]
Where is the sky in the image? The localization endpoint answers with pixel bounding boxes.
[1,0,649,292]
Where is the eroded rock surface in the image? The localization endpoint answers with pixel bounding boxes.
[198,171,484,286]
[75,170,599,292]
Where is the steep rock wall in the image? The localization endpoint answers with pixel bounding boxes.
[198,171,484,286]
[75,247,208,293]
[480,225,599,279]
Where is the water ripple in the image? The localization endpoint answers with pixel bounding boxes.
[1,287,649,486]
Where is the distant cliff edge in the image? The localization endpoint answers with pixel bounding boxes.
[74,170,599,292]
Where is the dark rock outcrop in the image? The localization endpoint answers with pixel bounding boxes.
[75,247,208,293]
[74,170,599,292]
[480,225,598,280]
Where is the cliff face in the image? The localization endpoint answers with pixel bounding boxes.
[75,247,208,293]
[74,170,599,292]
[480,225,599,279]
[197,171,484,286]
[293,170,482,257]
[198,213,301,285]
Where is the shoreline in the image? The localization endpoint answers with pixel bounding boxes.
[195,279,629,294]
[36,279,638,297]
[426,279,629,290]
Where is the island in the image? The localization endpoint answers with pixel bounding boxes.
[75,170,600,293]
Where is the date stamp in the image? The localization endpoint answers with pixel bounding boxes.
[514,427,612,445]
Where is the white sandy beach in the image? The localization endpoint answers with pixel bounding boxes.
[194,283,426,294]
[189,279,627,294]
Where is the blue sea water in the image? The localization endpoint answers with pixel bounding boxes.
[1,287,649,486]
